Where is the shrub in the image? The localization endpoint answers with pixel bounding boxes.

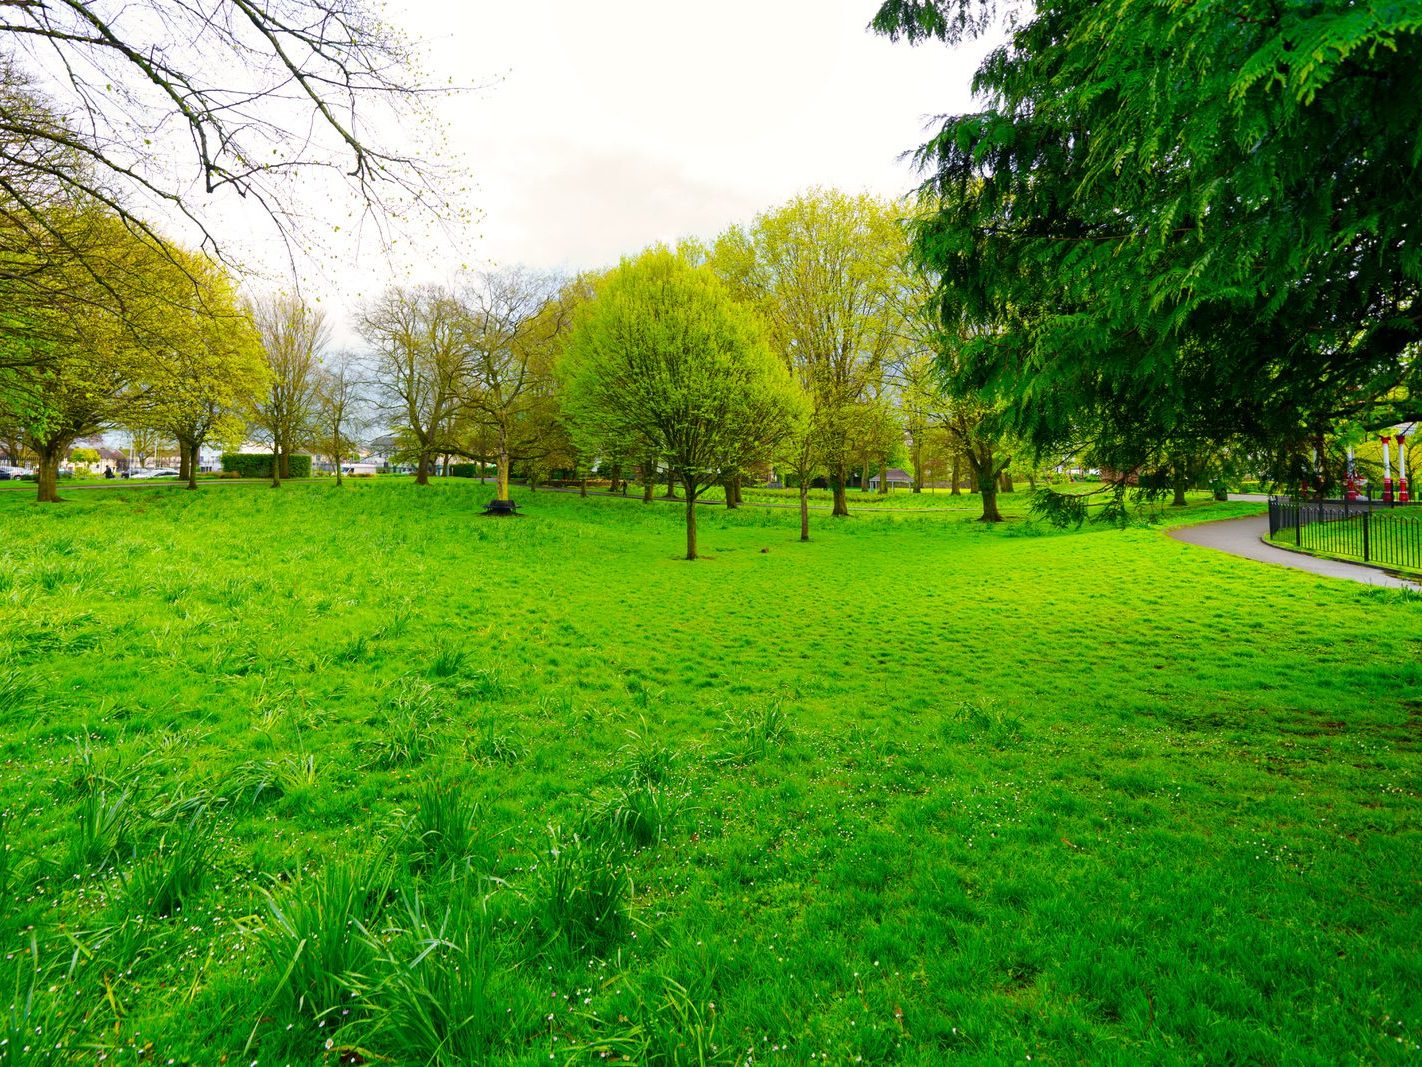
[449,463,479,478]
[220,453,312,479]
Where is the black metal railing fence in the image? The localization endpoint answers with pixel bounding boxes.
[1268,497,1422,571]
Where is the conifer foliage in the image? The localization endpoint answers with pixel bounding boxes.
[875,0,1422,470]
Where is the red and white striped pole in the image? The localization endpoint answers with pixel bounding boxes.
[1346,446,1358,501]
[1399,433,1409,504]
[1381,436,1394,503]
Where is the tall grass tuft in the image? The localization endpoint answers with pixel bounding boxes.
[224,753,318,806]
[573,975,732,1066]
[588,779,684,849]
[120,810,213,917]
[0,667,36,720]
[426,648,466,679]
[364,677,445,768]
[464,716,523,765]
[252,857,395,1024]
[404,783,492,877]
[532,829,630,954]
[350,889,515,1066]
[2,934,70,1063]
[718,698,792,762]
[455,667,506,702]
[64,790,136,876]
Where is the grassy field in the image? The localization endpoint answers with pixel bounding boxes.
[0,480,1418,1065]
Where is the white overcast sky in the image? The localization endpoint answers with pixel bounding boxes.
[207,0,995,332]
[415,0,989,270]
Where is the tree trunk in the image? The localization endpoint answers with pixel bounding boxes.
[610,463,622,495]
[270,446,282,489]
[178,444,191,483]
[496,449,511,501]
[860,455,871,492]
[1027,471,1037,491]
[280,452,291,479]
[664,467,677,499]
[334,444,344,487]
[951,455,962,496]
[1172,461,1188,507]
[684,485,699,560]
[416,453,430,486]
[724,475,738,509]
[831,462,849,517]
[878,454,890,495]
[35,443,64,503]
[970,456,1004,521]
[999,472,1015,493]
[799,481,810,542]
[186,441,200,490]
[979,482,1003,521]
[580,476,588,497]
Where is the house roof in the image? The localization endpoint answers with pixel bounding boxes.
[872,468,914,482]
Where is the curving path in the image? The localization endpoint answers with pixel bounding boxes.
[1169,513,1420,589]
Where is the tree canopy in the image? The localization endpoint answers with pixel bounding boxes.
[561,247,797,559]
[874,0,1422,475]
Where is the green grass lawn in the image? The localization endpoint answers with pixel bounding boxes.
[0,481,1418,1064]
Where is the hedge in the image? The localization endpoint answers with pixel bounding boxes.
[220,453,312,479]
[450,463,480,478]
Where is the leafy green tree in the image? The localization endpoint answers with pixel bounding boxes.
[69,446,100,473]
[712,190,911,519]
[143,253,268,489]
[0,210,209,501]
[313,353,366,487]
[250,294,327,488]
[561,248,798,560]
[874,0,1422,470]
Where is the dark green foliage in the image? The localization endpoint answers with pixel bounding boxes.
[448,463,479,478]
[877,0,1422,470]
[220,453,312,478]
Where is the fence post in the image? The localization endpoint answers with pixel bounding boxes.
[1296,502,1302,547]
[1362,509,1370,562]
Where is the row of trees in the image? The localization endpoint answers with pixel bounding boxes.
[354,190,1040,554]
[0,173,1088,543]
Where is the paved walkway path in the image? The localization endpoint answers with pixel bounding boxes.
[1168,514,1420,589]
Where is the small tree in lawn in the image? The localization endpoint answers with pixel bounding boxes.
[314,354,366,486]
[561,248,797,560]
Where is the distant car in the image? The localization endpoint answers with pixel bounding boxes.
[129,467,180,479]
[0,466,28,480]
